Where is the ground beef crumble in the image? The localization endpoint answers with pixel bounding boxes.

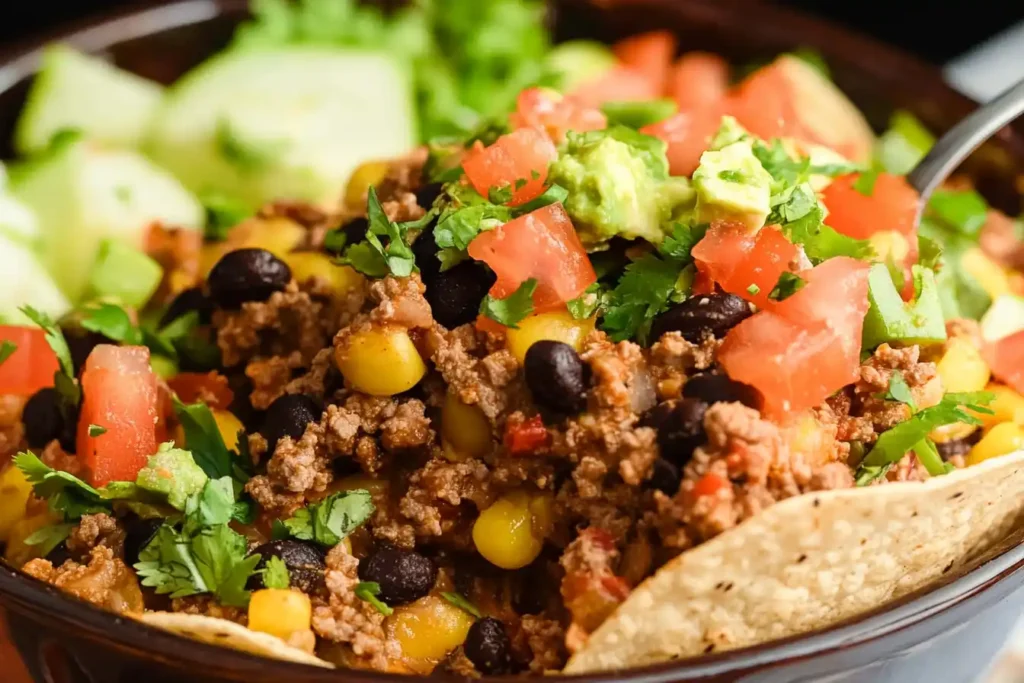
[647,332,718,400]
[22,546,143,614]
[395,457,494,543]
[0,394,25,461]
[514,615,568,674]
[172,595,248,625]
[67,513,125,559]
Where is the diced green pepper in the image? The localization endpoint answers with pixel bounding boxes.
[862,263,947,349]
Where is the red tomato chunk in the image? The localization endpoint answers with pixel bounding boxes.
[462,127,557,206]
[0,326,58,396]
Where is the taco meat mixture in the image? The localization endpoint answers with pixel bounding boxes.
[1,21,1023,678]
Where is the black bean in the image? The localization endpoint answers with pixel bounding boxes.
[524,341,588,414]
[123,517,164,567]
[45,542,72,567]
[415,182,444,210]
[511,562,551,615]
[160,287,214,327]
[342,217,370,248]
[22,388,63,448]
[641,397,708,466]
[358,547,437,606]
[425,261,496,329]
[464,617,514,675]
[646,458,681,495]
[207,248,291,309]
[247,540,326,594]
[683,371,760,409]
[650,293,752,344]
[260,394,319,454]
[411,227,441,281]
[226,374,264,432]
[63,328,110,374]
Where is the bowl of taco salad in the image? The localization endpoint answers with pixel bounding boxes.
[0,0,1022,681]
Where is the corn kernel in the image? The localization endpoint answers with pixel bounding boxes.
[978,383,1024,429]
[248,589,312,639]
[345,161,391,209]
[936,337,990,393]
[388,595,474,662]
[929,421,978,444]
[285,253,364,297]
[441,392,492,459]
[335,328,426,397]
[961,247,1011,301]
[4,512,56,567]
[240,217,306,260]
[869,230,910,265]
[0,465,34,542]
[473,491,548,569]
[506,311,596,365]
[967,422,1024,466]
[334,474,389,498]
[213,410,244,452]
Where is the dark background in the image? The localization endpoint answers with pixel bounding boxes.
[0,0,1021,65]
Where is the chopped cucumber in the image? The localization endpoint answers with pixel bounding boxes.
[0,232,70,325]
[11,139,202,303]
[86,239,163,308]
[147,48,416,210]
[14,45,164,155]
[980,294,1024,343]
[546,40,617,92]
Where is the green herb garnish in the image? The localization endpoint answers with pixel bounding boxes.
[480,278,537,328]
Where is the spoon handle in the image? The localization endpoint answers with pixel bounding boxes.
[907,76,1024,201]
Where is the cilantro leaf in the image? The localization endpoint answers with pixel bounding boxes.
[261,555,291,590]
[18,306,73,377]
[768,272,806,302]
[433,185,512,253]
[80,303,144,345]
[200,192,251,242]
[348,187,418,277]
[854,463,893,487]
[479,279,537,328]
[879,370,916,410]
[136,525,208,598]
[281,490,375,547]
[192,524,260,607]
[14,452,108,520]
[512,184,569,215]
[173,400,236,481]
[658,223,708,261]
[24,523,74,558]
[781,205,874,263]
[852,169,879,196]
[0,340,16,366]
[567,283,604,320]
[195,477,237,528]
[354,581,393,616]
[601,255,691,343]
[441,591,482,618]
[87,424,107,438]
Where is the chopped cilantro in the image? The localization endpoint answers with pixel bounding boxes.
[14,452,118,520]
[172,399,249,486]
[746,284,761,296]
[80,303,144,345]
[768,272,806,301]
[343,187,419,277]
[488,184,515,205]
[441,591,483,618]
[280,490,375,547]
[261,556,291,590]
[0,340,16,366]
[480,278,537,328]
[87,424,107,438]
[24,523,75,557]
[852,170,879,196]
[323,228,348,254]
[781,205,874,263]
[600,99,677,129]
[659,223,708,262]
[512,183,568,215]
[135,526,207,598]
[718,169,746,183]
[567,283,604,320]
[201,192,251,241]
[854,463,893,487]
[21,307,80,445]
[354,581,393,616]
[878,371,917,410]
[601,255,687,343]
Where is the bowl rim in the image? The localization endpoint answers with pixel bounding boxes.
[0,0,1022,680]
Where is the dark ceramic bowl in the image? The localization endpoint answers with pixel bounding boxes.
[1,1,1023,682]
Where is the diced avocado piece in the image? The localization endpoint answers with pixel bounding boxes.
[862,264,947,350]
[0,232,71,325]
[708,116,750,151]
[601,99,678,129]
[135,443,208,511]
[801,142,857,192]
[148,48,416,210]
[980,294,1024,343]
[11,139,202,303]
[692,139,773,231]
[14,45,164,155]
[548,128,695,247]
[546,40,617,92]
[86,239,163,308]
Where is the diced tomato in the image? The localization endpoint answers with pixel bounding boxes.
[691,473,728,498]
[985,331,1024,394]
[509,87,607,143]
[0,326,59,396]
[692,222,800,309]
[77,345,160,486]
[727,62,810,142]
[718,257,871,418]
[504,414,549,454]
[640,103,727,177]
[167,372,234,410]
[821,173,919,240]
[613,30,677,94]
[462,127,558,206]
[570,65,662,108]
[468,203,596,315]
[668,52,729,112]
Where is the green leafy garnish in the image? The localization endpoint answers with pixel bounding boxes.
[927,190,988,238]
[14,452,109,520]
[878,370,916,410]
[601,99,678,129]
[343,188,420,277]
[280,490,375,547]
[354,581,393,616]
[479,278,537,328]
[441,591,483,618]
[262,555,291,590]
[24,523,74,558]
[768,272,806,302]
[201,192,252,241]
[80,303,144,345]
[567,283,604,320]
[746,284,760,296]
[852,169,879,196]
[0,340,16,366]
[18,307,79,426]
[173,400,241,482]
[87,424,107,438]
[875,110,934,175]
[511,184,569,215]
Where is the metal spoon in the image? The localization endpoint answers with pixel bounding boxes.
[907,75,1024,206]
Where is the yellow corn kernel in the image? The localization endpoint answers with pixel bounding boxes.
[929,421,978,444]
[199,243,229,279]
[978,383,1024,429]
[869,230,910,265]
[334,474,389,498]
[240,217,307,260]
[344,161,391,209]
[505,311,596,365]
[0,465,34,542]
[388,595,474,662]
[936,337,991,393]
[441,392,492,459]
[4,512,56,567]
[285,252,364,297]
[473,490,549,570]
[966,421,1024,466]
[335,328,426,397]
[213,410,244,452]
[248,589,312,639]
[441,441,468,462]
[961,247,1011,301]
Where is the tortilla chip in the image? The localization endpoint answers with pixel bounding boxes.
[566,450,1024,673]
[140,612,334,668]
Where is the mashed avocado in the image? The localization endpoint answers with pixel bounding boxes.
[692,134,772,231]
[136,443,209,510]
[548,128,694,247]
[708,116,749,151]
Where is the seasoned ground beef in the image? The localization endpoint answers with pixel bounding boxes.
[22,546,143,614]
[647,331,718,401]
[0,394,25,462]
[515,616,567,674]
[172,595,249,625]
[397,457,494,542]
[66,513,125,559]
[247,420,334,514]
[145,222,202,302]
